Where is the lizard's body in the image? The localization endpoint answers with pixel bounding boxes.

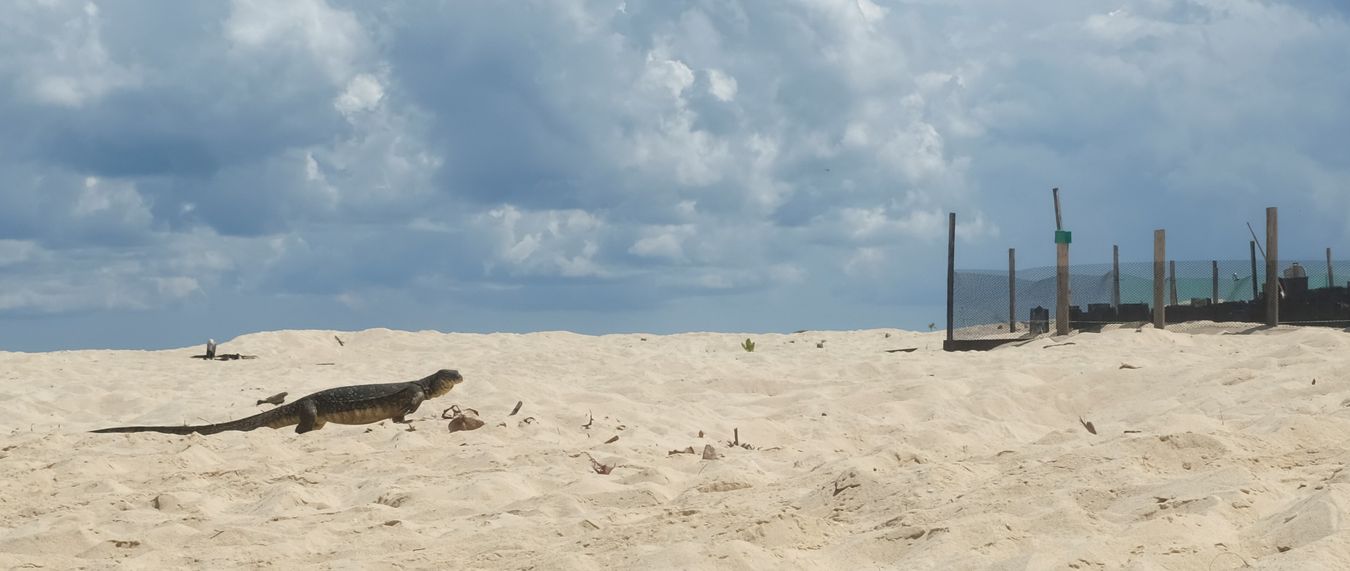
[92,369,463,435]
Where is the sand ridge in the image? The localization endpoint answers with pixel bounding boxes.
[3,326,1350,569]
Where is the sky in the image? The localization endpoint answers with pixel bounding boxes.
[1,0,1348,351]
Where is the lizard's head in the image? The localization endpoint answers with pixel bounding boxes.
[427,369,464,397]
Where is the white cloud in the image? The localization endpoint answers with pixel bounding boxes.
[71,179,153,230]
[707,69,737,102]
[1,1,139,107]
[629,226,693,261]
[334,73,385,117]
[855,0,887,25]
[480,205,608,278]
[641,52,695,98]
[225,0,368,83]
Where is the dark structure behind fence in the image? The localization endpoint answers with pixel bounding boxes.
[946,258,1350,349]
[942,206,1350,351]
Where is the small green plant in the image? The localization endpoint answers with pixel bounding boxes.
[741,338,756,352]
[927,322,936,332]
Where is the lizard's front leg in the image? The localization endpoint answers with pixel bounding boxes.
[392,389,427,424]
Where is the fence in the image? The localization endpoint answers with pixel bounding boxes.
[950,257,1350,344]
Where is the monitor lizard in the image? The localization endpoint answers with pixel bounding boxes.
[91,369,464,435]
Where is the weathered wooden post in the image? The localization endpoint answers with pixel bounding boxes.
[1154,230,1165,329]
[1008,248,1017,332]
[1211,260,1219,303]
[946,212,956,344]
[1054,188,1071,336]
[1328,247,1335,289]
[1112,245,1121,310]
[1266,207,1278,326]
[1250,241,1259,301]
[1169,260,1178,306]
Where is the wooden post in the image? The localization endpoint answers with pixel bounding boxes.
[946,212,956,342]
[1112,245,1120,309]
[1250,241,1259,301]
[1057,243,1069,335]
[1154,230,1165,329]
[1053,188,1070,335]
[1266,207,1278,326]
[1211,260,1219,303]
[1328,247,1334,289]
[1008,248,1017,332]
[1169,260,1178,306]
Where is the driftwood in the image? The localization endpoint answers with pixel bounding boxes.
[885,348,918,353]
[256,392,287,406]
[445,405,484,433]
[509,401,524,416]
[191,353,257,361]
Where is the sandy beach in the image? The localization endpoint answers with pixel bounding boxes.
[3,326,1350,569]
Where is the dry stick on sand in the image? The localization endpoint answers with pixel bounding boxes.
[1079,417,1098,435]
[584,453,616,475]
[832,480,861,497]
[334,335,345,347]
[727,428,755,450]
[509,401,524,416]
[581,412,594,429]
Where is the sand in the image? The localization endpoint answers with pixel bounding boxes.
[3,326,1350,569]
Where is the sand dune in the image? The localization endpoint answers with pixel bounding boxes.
[3,326,1350,569]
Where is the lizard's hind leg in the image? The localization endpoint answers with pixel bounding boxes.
[295,400,325,433]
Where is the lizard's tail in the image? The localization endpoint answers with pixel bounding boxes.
[91,406,294,435]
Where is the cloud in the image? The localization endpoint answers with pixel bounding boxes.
[0,1,141,107]
[477,205,607,278]
[0,0,1346,348]
[224,0,368,83]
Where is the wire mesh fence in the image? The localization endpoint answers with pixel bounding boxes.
[953,258,1350,341]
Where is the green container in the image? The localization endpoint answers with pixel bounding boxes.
[1055,230,1072,244]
